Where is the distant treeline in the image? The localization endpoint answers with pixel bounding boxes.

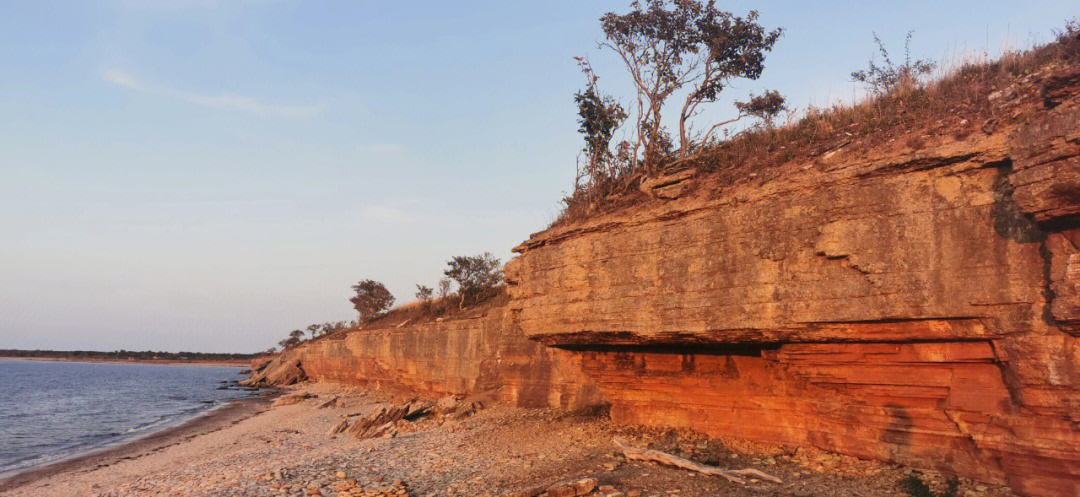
[0,349,259,362]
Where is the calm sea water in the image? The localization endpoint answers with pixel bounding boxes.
[0,359,255,475]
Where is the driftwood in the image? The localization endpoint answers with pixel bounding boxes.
[613,438,781,485]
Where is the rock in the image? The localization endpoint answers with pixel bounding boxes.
[272,392,315,408]
[272,309,601,413]
[346,406,407,439]
[571,478,597,496]
[241,356,307,387]
[317,396,340,409]
[545,484,576,497]
[404,400,434,420]
[329,420,349,436]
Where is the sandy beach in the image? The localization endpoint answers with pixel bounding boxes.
[0,383,1021,497]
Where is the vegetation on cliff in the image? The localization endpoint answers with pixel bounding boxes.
[559,14,1080,224]
[272,252,506,350]
[565,0,785,213]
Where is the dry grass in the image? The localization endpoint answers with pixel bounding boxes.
[556,21,1080,226]
[307,287,510,342]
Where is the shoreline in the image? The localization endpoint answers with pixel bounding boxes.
[0,383,1018,497]
[0,395,272,493]
[0,356,252,367]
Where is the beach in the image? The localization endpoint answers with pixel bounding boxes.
[0,383,1019,497]
[0,396,270,494]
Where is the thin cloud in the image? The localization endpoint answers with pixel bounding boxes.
[102,69,145,91]
[101,69,323,119]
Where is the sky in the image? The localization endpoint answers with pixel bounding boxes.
[1,1,1076,353]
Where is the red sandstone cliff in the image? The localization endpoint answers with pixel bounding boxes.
[505,66,1080,497]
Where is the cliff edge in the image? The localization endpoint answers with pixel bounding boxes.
[506,65,1080,497]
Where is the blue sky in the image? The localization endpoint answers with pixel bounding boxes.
[2,1,1076,353]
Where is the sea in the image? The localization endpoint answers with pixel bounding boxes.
[0,359,256,476]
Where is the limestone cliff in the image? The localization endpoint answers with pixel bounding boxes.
[248,62,1079,497]
[505,67,1080,497]
[249,299,603,410]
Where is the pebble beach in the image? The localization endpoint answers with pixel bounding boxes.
[0,383,1021,497]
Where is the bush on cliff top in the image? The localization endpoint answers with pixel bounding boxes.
[444,252,504,308]
[349,279,395,322]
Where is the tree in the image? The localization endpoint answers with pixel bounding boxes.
[349,279,395,322]
[306,324,320,338]
[600,0,783,164]
[574,57,629,196]
[278,331,303,349]
[437,278,453,299]
[700,89,786,141]
[443,252,503,308]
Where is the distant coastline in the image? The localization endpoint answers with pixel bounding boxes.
[0,356,250,367]
[0,349,259,367]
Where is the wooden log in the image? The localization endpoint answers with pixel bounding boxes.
[612,438,782,485]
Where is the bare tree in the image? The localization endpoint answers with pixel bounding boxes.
[437,278,453,300]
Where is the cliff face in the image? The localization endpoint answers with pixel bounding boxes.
[506,69,1080,497]
[254,302,603,410]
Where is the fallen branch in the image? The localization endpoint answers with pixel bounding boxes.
[612,438,781,485]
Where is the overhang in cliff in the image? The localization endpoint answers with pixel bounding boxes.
[506,65,1080,497]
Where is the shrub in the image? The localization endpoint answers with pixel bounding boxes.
[899,475,959,497]
[348,279,395,322]
[851,31,936,95]
[443,252,503,307]
[278,329,305,349]
[571,57,630,206]
[415,284,435,312]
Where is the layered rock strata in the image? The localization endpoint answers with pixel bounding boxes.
[506,71,1080,497]
[253,303,603,410]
